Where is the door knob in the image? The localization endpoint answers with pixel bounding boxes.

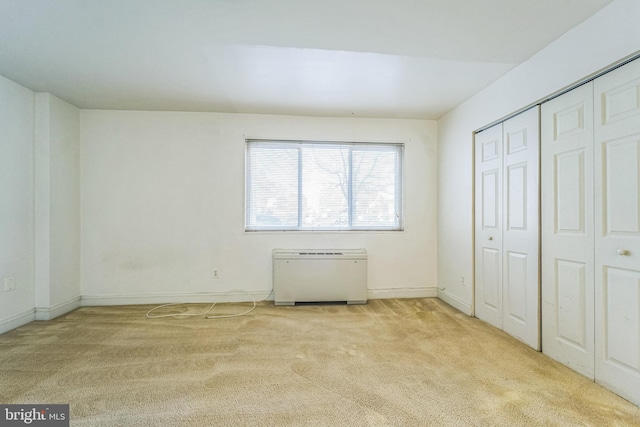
[488,236,493,241]
[616,249,629,256]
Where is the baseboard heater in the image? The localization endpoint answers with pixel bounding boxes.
[273,249,368,305]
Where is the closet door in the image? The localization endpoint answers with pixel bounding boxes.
[594,58,640,406]
[541,83,595,377]
[502,107,540,350]
[475,124,503,329]
[475,109,540,349]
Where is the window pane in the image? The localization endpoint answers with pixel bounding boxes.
[246,145,298,228]
[245,140,403,231]
[352,148,400,227]
[301,145,349,228]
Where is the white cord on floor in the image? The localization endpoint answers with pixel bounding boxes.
[206,296,256,319]
[145,302,218,319]
[145,289,270,319]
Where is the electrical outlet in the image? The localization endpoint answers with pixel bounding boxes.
[213,269,220,279]
[4,277,16,292]
[461,276,465,287]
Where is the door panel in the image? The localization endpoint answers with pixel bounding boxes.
[555,260,587,349]
[475,124,503,329]
[506,128,528,154]
[602,78,640,124]
[603,268,640,373]
[541,83,595,378]
[502,107,540,350]
[482,170,500,229]
[556,149,586,233]
[506,163,527,230]
[506,251,528,324]
[481,248,500,310]
[603,137,640,234]
[594,58,640,406]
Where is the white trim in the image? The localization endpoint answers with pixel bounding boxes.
[437,289,472,315]
[81,290,275,306]
[35,295,81,320]
[368,287,437,300]
[80,288,436,306]
[0,308,36,335]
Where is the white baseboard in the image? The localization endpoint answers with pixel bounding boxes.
[0,308,36,335]
[368,287,437,300]
[437,289,472,315]
[1,288,444,334]
[35,295,81,320]
[81,290,275,306]
[81,287,437,306]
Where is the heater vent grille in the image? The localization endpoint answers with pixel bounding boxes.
[298,252,343,256]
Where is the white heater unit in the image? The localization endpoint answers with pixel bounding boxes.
[272,249,367,305]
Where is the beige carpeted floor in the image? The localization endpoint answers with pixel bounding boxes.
[1,298,639,426]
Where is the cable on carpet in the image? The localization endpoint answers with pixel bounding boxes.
[145,288,273,319]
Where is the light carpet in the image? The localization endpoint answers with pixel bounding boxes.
[1,298,639,426]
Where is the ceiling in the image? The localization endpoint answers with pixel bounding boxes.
[0,0,614,119]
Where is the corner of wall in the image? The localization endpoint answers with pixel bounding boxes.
[32,92,82,323]
[0,75,36,333]
[437,289,472,316]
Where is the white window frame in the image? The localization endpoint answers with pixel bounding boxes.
[245,139,404,232]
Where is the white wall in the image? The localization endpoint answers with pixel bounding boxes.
[0,75,35,333]
[34,93,81,319]
[437,0,640,314]
[80,111,437,304]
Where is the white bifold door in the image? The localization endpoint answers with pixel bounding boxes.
[542,57,640,406]
[594,59,640,405]
[541,82,595,378]
[475,107,540,350]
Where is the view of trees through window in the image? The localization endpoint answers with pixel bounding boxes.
[245,140,403,231]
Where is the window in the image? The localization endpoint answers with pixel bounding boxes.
[245,139,404,231]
